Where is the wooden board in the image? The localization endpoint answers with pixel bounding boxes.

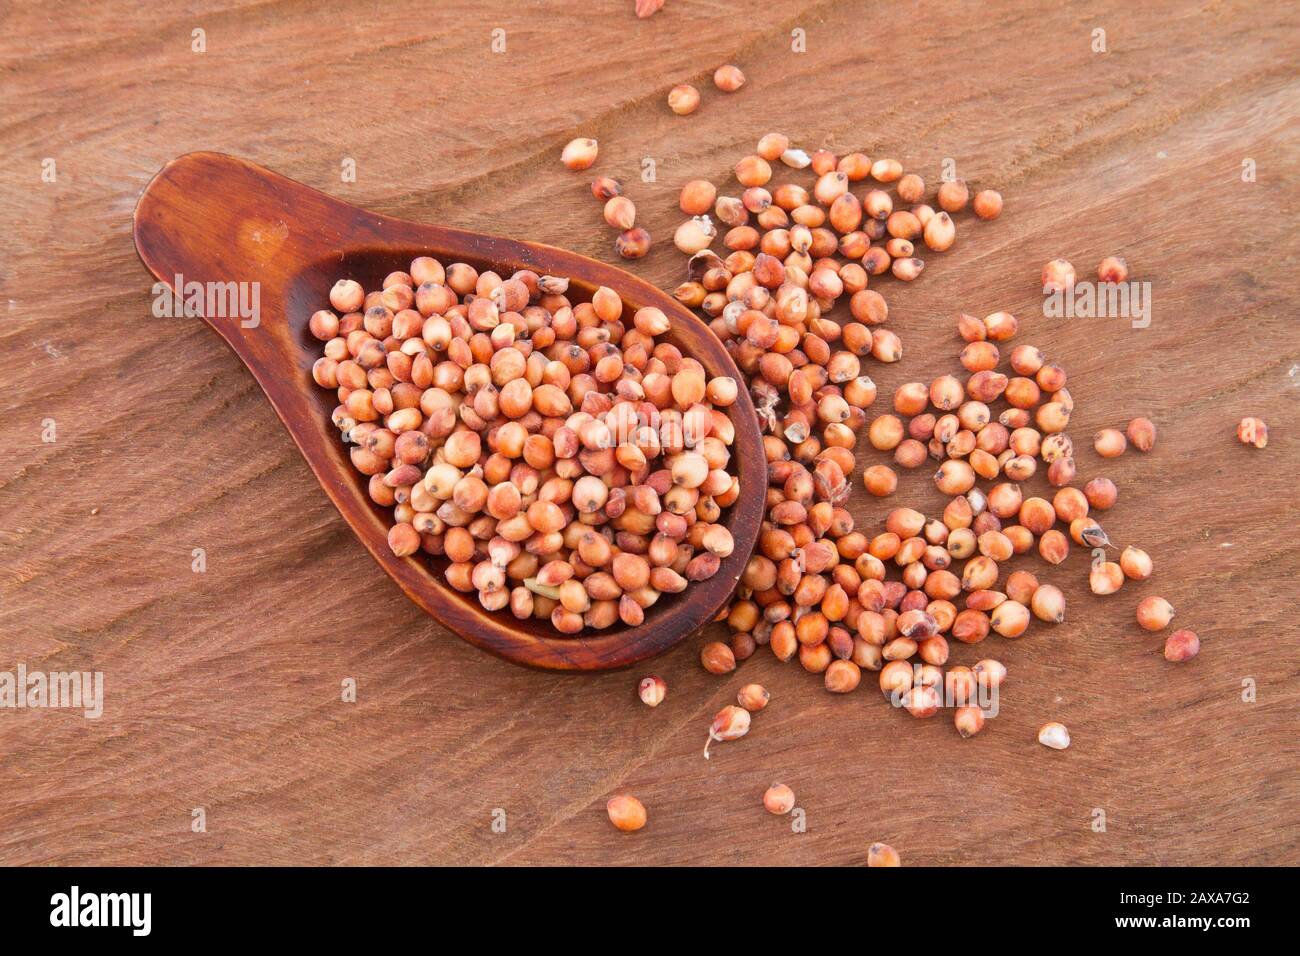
[0,0,1296,866]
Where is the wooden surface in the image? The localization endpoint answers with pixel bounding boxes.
[131,151,767,671]
[1,0,1297,866]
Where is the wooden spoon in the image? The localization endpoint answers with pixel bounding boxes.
[132,152,764,671]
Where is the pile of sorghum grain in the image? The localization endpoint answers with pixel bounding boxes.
[550,108,1242,846]
[616,135,1205,753]
[570,51,1258,847]
[310,261,743,634]
[645,137,1003,710]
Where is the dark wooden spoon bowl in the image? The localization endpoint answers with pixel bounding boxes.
[133,152,764,671]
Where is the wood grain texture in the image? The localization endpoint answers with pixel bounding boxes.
[1,0,1297,865]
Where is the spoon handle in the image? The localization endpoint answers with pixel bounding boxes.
[135,151,374,290]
